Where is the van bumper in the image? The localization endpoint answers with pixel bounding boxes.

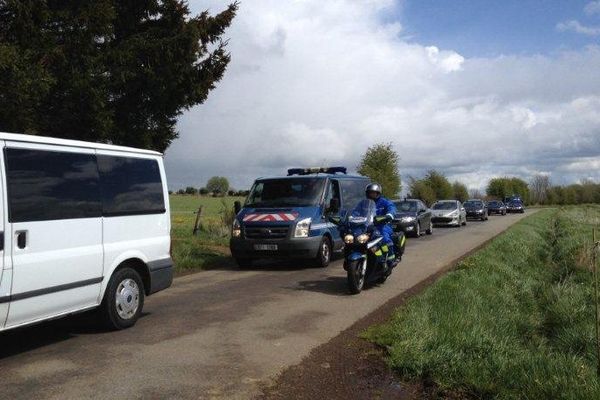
[147,258,174,295]
[230,236,322,260]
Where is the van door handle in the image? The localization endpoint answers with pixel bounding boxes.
[16,231,27,249]
[0,232,3,251]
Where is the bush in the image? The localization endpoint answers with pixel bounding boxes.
[185,186,198,195]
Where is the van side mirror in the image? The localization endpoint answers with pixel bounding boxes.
[328,216,341,225]
[328,198,340,212]
[234,201,242,215]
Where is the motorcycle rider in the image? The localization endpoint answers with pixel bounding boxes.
[365,183,399,268]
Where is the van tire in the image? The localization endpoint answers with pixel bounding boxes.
[315,237,332,268]
[100,267,145,330]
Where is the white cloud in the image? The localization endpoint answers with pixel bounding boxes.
[165,1,600,191]
[425,46,465,72]
[585,1,600,15]
[556,20,600,36]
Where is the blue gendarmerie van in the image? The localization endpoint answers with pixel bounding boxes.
[230,167,369,268]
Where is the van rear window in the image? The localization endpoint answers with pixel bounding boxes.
[97,155,165,216]
[5,148,102,222]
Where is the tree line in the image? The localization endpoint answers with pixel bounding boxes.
[172,176,249,197]
[356,143,599,206]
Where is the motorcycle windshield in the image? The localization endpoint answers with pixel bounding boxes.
[346,199,376,226]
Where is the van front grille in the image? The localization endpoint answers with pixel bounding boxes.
[244,225,289,239]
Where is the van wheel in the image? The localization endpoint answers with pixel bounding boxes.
[315,237,332,268]
[101,267,144,330]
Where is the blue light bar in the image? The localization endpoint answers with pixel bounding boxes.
[287,167,347,176]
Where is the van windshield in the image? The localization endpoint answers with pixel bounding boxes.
[245,178,326,208]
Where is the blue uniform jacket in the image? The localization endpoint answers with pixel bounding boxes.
[375,196,396,218]
[374,196,396,245]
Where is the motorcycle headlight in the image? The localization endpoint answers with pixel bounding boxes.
[400,216,415,223]
[232,219,241,237]
[344,234,354,244]
[356,233,370,244]
[294,217,312,238]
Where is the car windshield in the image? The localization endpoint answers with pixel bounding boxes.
[464,201,483,208]
[489,201,500,206]
[245,178,326,208]
[346,199,376,225]
[394,201,417,212]
[432,202,457,210]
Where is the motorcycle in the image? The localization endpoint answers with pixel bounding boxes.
[329,199,406,294]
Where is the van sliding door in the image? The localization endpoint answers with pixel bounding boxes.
[4,143,103,328]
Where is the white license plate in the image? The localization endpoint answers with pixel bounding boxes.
[254,244,278,251]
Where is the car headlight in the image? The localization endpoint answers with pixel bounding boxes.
[344,234,354,244]
[232,219,241,237]
[294,217,312,238]
[448,210,459,217]
[356,233,370,244]
[400,216,415,223]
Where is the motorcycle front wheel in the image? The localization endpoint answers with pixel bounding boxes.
[347,258,366,294]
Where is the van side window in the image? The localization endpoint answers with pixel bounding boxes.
[340,179,367,210]
[97,155,165,217]
[5,148,102,222]
[323,179,341,211]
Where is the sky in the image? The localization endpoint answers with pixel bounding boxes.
[165,0,600,192]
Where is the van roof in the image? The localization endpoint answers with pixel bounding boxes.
[0,132,162,156]
[256,173,369,181]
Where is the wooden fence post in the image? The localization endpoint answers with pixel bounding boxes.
[193,206,203,236]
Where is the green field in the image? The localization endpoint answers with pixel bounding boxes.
[170,195,245,273]
[365,206,600,399]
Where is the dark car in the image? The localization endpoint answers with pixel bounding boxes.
[506,200,525,213]
[392,199,432,237]
[463,199,488,221]
[487,200,507,215]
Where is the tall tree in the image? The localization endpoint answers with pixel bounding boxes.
[423,170,453,200]
[0,0,238,151]
[357,143,401,198]
[408,177,436,206]
[487,177,529,203]
[452,181,469,202]
[206,176,229,195]
[529,174,551,205]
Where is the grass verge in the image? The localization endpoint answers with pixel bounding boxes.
[170,195,243,273]
[364,206,600,399]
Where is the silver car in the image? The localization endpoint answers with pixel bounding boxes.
[430,200,467,227]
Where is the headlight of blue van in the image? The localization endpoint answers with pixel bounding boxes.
[294,218,312,238]
[232,219,241,237]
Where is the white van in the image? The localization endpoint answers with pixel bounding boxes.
[0,132,172,331]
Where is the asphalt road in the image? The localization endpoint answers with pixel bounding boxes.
[0,212,533,400]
